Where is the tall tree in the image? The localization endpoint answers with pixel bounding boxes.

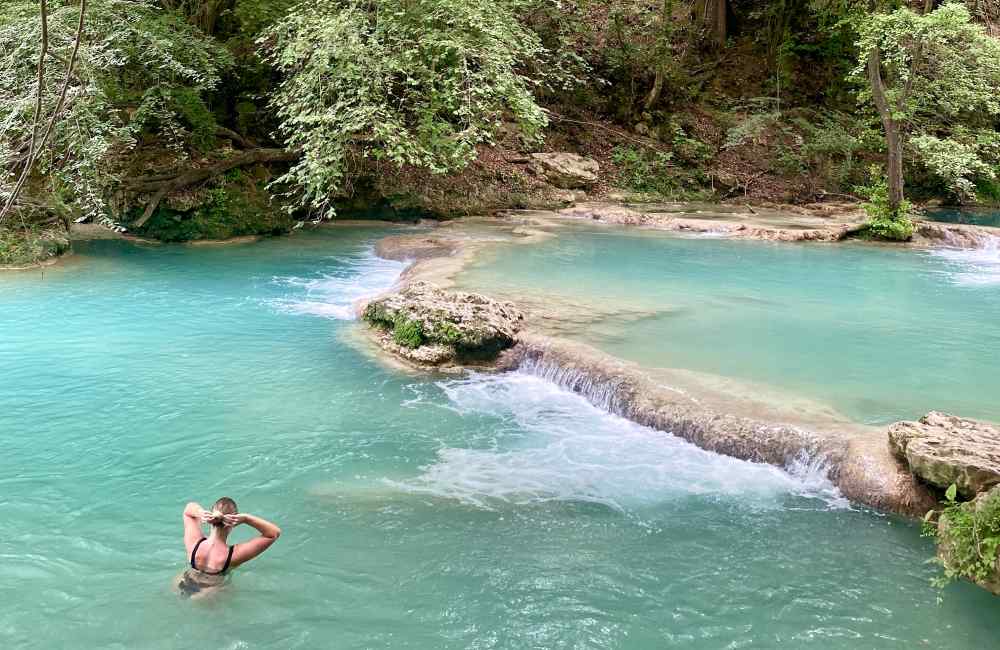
[854,2,1000,221]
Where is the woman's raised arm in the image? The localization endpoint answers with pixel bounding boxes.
[182,502,206,553]
[225,513,281,568]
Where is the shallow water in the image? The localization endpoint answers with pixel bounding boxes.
[925,207,1000,229]
[2,228,998,648]
[458,224,1000,425]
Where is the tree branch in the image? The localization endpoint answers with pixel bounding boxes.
[129,148,300,228]
[1,0,87,225]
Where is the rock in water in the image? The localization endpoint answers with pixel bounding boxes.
[362,282,523,366]
[530,153,600,190]
[888,412,1000,497]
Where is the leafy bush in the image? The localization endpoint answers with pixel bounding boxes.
[392,317,425,349]
[0,226,70,265]
[857,169,914,241]
[261,0,572,212]
[924,484,1000,589]
[612,144,711,200]
[0,0,232,220]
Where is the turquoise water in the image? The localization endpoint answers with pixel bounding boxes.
[926,207,1000,228]
[458,225,1000,425]
[2,229,999,648]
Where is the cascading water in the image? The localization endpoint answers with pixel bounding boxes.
[271,247,407,319]
[930,231,1000,286]
[391,372,847,512]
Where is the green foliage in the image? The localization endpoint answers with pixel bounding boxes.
[924,484,1000,590]
[261,0,572,212]
[392,317,425,349]
[852,3,1000,200]
[0,226,70,266]
[612,144,713,200]
[723,112,779,150]
[0,0,231,221]
[856,167,914,241]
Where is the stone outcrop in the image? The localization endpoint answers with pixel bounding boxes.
[555,202,867,242]
[362,281,523,366]
[889,412,1000,497]
[530,153,600,190]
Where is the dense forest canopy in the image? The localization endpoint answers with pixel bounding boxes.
[1,0,999,259]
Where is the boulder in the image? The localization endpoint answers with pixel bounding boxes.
[888,412,1000,497]
[530,153,600,190]
[362,281,523,366]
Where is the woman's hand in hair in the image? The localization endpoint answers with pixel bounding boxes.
[201,510,225,526]
[223,513,245,528]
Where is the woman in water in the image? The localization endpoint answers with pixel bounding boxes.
[177,497,281,598]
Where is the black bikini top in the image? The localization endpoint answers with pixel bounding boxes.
[190,537,234,575]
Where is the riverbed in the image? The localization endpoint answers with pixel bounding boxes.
[2,227,999,648]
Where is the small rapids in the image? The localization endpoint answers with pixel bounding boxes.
[271,247,407,319]
[391,372,847,512]
[930,233,1000,286]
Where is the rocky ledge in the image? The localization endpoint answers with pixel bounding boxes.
[496,333,935,516]
[890,412,1000,593]
[361,281,523,367]
[553,202,868,242]
[889,412,1000,498]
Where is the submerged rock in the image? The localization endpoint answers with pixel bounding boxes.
[889,412,1000,497]
[362,282,523,366]
[530,153,600,190]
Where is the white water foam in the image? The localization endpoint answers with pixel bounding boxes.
[391,372,847,511]
[272,247,407,319]
[930,234,1000,287]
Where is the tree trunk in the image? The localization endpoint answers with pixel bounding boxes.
[643,0,673,111]
[866,46,904,212]
[694,0,726,49]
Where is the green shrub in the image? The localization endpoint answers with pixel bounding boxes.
[0,227,70,266]
[856,169,914,241]
[392,317,424,349]
[924,484,1000,590]
[611,145,712,200]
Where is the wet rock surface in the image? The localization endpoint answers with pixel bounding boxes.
[497,333,934,516]
[889,412,1000,497]
[556,202,868,242]
[362,281,523,367]
[914,221,1000,249]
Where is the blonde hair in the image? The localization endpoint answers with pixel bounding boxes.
[205,496,238,528]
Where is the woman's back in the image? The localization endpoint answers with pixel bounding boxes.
[178,498,281,598]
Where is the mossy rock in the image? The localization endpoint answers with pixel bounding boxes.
[132,171,293,242]
[362,282,523,366]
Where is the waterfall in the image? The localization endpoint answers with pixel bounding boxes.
[517,356,633,416]
[929,228,1000,287]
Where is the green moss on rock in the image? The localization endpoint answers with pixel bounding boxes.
[362,281,523,366]
[392,317,425,349]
